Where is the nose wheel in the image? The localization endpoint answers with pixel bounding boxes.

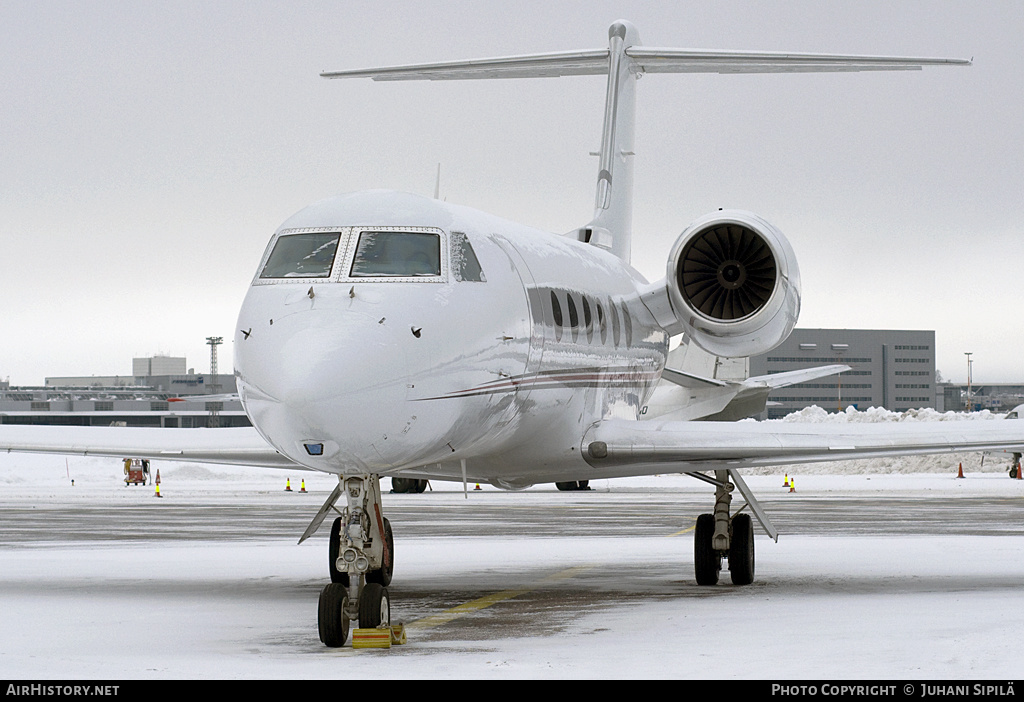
[358,582,391,629]
[317,583,350,647]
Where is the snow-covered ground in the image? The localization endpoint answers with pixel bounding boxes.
[2,407,1024,679]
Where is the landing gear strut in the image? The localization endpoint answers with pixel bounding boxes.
[312,474,393,647]
[689,469,774,587]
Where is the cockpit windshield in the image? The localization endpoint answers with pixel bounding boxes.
[350,231,441,277]
[260,232,340,278]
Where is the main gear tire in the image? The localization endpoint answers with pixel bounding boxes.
[728,513,755,585]
[694,513,720,585]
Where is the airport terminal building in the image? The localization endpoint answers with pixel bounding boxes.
[750,329,936,418]
[0,355,248,428]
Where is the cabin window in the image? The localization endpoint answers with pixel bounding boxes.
[350,231,441,277]
[451,232,486,282]
[550,291,563,342]
[260,232,341,279]
[582,297,593,343]
[609,298,620,347]
[596,302,606,344]
[567,295,579,342]
[621,301,633,347]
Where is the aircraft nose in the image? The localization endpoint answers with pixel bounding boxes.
[235,302,409,469]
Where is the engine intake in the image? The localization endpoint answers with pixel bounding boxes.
[678,221,777,321]
[641,210,801,358]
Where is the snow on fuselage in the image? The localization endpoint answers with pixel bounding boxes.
[234,191,668,486]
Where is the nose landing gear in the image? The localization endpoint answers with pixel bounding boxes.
[302,474,394,647]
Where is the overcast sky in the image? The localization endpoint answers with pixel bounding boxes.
[2,1,1022,386]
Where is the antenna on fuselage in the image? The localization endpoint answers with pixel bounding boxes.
[321,23,970,265]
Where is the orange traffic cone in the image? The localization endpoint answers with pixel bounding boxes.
[957,463,965,479]
[300,479,307,493]
[285,478,292,492]
[474,484,482,491]
[783,474,790,487]
[789,477,795,493]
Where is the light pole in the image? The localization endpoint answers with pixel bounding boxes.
[964,352,973,412]
[206,336,223,427]
[832,343,848,412]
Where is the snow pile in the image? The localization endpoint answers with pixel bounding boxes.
[751,405,1016,475]
[776,404,1003,424]
[162,463,251,482]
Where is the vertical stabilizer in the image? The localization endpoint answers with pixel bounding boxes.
[586,20,640,264]
[322,23,968,268]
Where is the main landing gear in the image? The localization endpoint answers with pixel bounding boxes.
[555,480,590,491]
[390,477,428,493]
[306,474,393,647]
[689,469,776,587]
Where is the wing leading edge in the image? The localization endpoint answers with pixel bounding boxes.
[582,416,1024,476]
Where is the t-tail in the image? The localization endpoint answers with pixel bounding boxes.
[321,20,969,265]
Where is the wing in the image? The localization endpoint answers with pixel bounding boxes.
[746,364,850,389]
[582,416,1024,476]
[660,363,848,390]
[0,425,299,470]
[167,393,240,403]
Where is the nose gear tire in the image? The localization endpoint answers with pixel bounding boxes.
[318,583,350,647]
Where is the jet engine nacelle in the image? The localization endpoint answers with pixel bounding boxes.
[639,210,801,358]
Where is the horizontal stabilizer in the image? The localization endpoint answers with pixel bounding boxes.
[322,49,969,82]
[626,48,970,74]
[321,50,611,81]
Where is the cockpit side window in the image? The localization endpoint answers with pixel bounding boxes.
[451,232,486,282]
[260,232,341,279]
[350,231,441,277]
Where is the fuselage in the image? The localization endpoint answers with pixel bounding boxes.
[234,191,668,487]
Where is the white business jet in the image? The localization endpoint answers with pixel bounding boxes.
[4,21,1022,647]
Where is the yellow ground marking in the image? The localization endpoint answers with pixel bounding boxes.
[668,523,696,537]
[406,564,594,632]
[403,522,697,633]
